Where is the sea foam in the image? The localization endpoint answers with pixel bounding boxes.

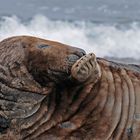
[0,15,140,59]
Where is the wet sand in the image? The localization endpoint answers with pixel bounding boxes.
[104,57,140,65]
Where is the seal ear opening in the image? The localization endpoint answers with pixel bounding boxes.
[0,115,10,134]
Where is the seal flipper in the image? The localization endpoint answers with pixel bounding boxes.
[71,53,101,84]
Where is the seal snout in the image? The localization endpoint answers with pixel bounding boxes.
[75,48,86,58]
[68,49,86,62]
[67,54,80,62]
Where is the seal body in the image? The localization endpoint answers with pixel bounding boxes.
[0,36,140,140]
[0,36,85,140]
[68,55,140,140]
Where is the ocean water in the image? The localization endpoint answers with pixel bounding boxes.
[0,0,140,61]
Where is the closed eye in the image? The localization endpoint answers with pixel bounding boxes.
[38,45,52,49]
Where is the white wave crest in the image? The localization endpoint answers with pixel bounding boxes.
[0,15,140,59]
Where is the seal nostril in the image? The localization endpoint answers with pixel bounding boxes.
[76,51,86,57]
[74,49,86,58]
[81,51,86,56]
[81,50,86,55]
[68,49,86,62]
[67,54,80,62]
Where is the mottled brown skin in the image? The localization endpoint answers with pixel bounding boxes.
[0,36,140,140]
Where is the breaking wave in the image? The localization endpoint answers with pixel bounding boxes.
[0,15,140,59]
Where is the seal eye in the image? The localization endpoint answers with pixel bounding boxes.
[38,45,52,49]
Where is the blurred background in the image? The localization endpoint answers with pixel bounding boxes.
[0,0,140,63]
